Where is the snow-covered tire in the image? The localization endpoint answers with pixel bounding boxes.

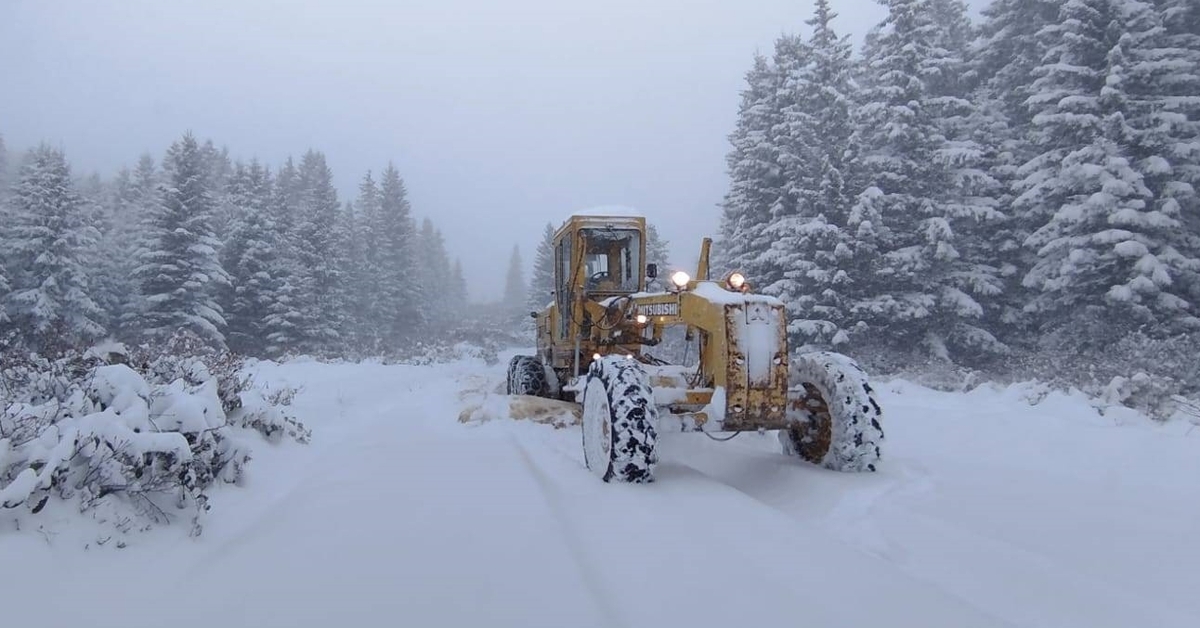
[581,357,658,483]
[506,355,548,397]
[780,351,883,472]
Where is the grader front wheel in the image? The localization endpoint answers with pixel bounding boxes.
[581,357,658,483]
[781,351,884,472]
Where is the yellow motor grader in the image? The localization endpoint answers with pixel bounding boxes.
[507,212,883,483]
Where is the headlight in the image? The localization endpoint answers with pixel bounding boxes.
[670,270,690,288]
[635,314,649,325]
[726,272,746,291]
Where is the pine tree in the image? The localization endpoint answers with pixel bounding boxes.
[202,140,236,243]
[3,144,105,351]
[337,199,371,353]
[1152,0,1200,308]
[416,217,453,332]
[974,0,1062,129]
[846,0,950,349]
[352,170,383,349]
[377,162,423,344]
[89,166,138,336]
[771,33,813,225]
[263,156,304,355]
[928,0,1009,358]
[645,222,671,277]
[716,54,782,279]
[116,154,160,337]
[221,160,280,355]
[1125,0,1200,327]
[528,222,556,311]
[134,132,228,346]
[1017,0,1200,339]
[760,0,862,348]
[292,149,346,355]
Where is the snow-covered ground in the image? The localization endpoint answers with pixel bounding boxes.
[3,350,1198,628]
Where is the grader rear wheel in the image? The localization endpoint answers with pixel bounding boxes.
[781,351,884,472]
[506,355,549,397]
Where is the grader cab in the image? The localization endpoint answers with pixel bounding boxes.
[507,212,883,483]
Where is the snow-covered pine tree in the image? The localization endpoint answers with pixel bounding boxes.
[746,35,809,298]
[272,157,300,240]
[974,0,1061,129]
[645,222,671,280]
[973,0,1063,341]
[293,149,346,355]
[88,166,138,336]
[201,140,236,243]
[528,222,556,312]
[1151,0,1200,309]
[1017,0,1200,341]
[715,54,782,280]
[3,144,105,352]
[844,0,1012,362]
[134,132,228,347]
[352,170,383,350]
[112,154,161,338]
[337,199,371,353]
[926,0,1009,359]
[1122,0,1200,329]
[760,0,861,349]
[221,160,281,356]
[846,0,948,352]
[263,156,305,356]
[376,162,423,345]
[416,217,453,333]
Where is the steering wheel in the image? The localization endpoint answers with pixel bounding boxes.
[586,271,611,289]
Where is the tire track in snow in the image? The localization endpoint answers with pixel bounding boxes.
[507,434,630,628]
[662,443,1194,628]
[503,423,1018,628]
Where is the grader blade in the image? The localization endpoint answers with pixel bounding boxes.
[458,393,580,428]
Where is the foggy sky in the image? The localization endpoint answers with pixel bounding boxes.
[0,0,985,302]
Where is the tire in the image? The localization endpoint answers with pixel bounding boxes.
[780,351,884,472]
[581,356,658,483]
[506,355,548,397]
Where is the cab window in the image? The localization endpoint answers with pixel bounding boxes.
[580,228,641,293]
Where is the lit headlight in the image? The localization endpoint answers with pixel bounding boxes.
[726,272,746,291]
[635,314,649,325]
[670,271,691,288]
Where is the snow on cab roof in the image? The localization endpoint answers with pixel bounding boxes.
[561,205,647,227]
[570,204,644,218]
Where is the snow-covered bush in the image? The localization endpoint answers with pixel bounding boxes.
[988,329,1200,420]
[0,332,309,540]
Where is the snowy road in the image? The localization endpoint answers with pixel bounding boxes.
[4,352,1199,628]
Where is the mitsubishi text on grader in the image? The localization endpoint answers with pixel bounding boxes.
[506,212,884,482]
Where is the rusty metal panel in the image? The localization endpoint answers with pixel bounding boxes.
[721,302,789,431]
